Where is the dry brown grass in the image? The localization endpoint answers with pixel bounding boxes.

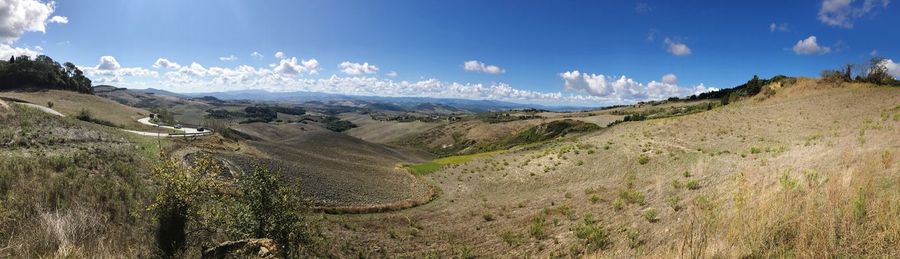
[0,90,156,131]
[316,80,900,257]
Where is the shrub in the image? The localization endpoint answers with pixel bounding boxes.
[750,147,762,154]
[529,215,545,239]
[619,190,646,205]
[500,231,523,247]
[668,196,682,211]
[627,229,641,249]
[644,209,659,223]
[613,198,624,210]
[638,154,649,165]
[239,165,310,255]
[686,180,701,190]
[589,195,601,204]
[46,101,54,108]
[573,215,609,251]
[482,212,495,221]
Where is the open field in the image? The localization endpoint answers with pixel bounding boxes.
[316,79,900,257]
[0,90,160,131]
[341,113,446,144]
[225,122,436,212]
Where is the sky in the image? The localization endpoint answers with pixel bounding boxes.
[1,0,898,106]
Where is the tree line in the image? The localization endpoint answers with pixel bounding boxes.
[0,55,93,94]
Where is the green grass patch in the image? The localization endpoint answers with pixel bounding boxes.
[405,150,505,175]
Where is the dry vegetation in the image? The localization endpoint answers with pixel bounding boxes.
[317,79,900,257]
[0,89,158,131]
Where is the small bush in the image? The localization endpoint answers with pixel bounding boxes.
[529,215,545,239]
[644,209,659,223]
[483,212,495,221]
[638,154,650,165]
[750,147,762,154]
[500,231,523,247]
[46,101,54,108]
[573,215,609,251]
[627,229,641,248]
[686,180,701,190]
[619,190,646,205]
[612,198,624,211]
[668,196,682,211]
[589,195,601,204]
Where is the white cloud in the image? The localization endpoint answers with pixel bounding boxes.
[769,22,789,32]
[560,70,709,102]
[386,71,398,77]
[272,57,319,76]
[339,61,379,75]
[0,44,40,58]
[82,56,158,83]
[662,73,677,84]
[152,58,181,70]
[0,0,63,44]
[48,15,67,24]
[664,38,691,56]
[96,55,121,70]
[219,55,238,61]
[690,83,719,95]
[274,51,285,59]
[792,36,831,55]
[250,51,263,60]
[818,0,890,28]
[463,60,505,74]
[880,59,900,78]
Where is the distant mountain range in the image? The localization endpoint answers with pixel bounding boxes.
[120,87,593,112]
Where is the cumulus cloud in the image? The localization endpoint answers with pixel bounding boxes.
[339,61,379,75]
[82,56,158,83]
[463,60,505,74]
[769,22,789,32]
[880,59,900,78]
[48,15,67,24]
[250,51,263,60]
[274,51,285,59]
[662,73,677,84]
[0,44,40,57]
[664,38,691,56]
[818,0,890,28]
[792,36,831,55]
[219,55,238,61]
[96,55,121,70]
[272,57,319,76]
[386,71,398,77]
[560,71,713,102]
[0,0,64,44]
[152,58,181,70]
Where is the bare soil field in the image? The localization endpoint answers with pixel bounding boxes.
[341,113,446,144]
[226,122,436,211]
[317,79,900,258]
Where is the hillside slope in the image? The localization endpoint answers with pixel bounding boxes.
[225,122,435,211]
[319,79,900,257]
[0,90,155,131]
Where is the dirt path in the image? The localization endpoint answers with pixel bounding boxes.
[10,101,212,138]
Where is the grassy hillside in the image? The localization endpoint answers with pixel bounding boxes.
[0,90,159,131]
[226,122,436,212]
[318,79,900,257]
[0,103,160,257]
[341,113,446,144]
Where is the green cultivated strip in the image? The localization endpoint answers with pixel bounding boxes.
[406,150,505,175]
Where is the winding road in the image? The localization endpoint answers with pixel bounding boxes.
[10,101,212,138]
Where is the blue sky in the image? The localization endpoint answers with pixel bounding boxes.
[2,0,898,106]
